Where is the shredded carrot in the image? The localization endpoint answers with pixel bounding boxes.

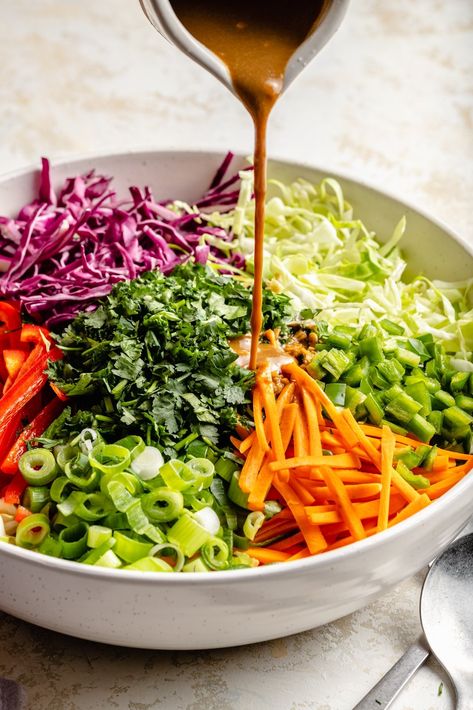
[306,482,382,501]
[253,388,270,453]
[424,467,470,499]
[246,548,291,564]
[280,403,298,452]
[247,459,274,510]
[231,358,473,565]
[269,453,361,472]
[388,494,431,525]
[287,548,311,561]
[268,531,305,551]
[239,440,266,494]
[378,425,395,531]
[301,388,323,457]
[273,474,327,554]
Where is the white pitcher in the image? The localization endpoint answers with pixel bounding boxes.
[139,0,351,98]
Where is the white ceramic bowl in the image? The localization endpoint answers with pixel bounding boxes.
[0,151,471,650]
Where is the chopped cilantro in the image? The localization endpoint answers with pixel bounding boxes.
[49,263,290,452]
[438,682,443,697]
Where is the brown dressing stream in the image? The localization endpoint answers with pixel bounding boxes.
[170,0,330,368]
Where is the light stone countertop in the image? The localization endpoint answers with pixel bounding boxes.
[0,1,472,708]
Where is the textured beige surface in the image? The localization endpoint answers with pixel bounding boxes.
[0,0,472,708]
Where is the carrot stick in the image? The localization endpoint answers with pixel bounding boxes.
[247,459,274,510]
[268,531,305,551]
[253,388,270,453]
[239,440,266,493]
[295,469,381,484]
[246,548,291,564]
[390,468,420,503]
[424,468,471,499]
[287,548,311,561]
[301,389,323,457]
[282,363,359,448]
[388,494,431,525]
[290,476,315,505]
[317,466,366,540]
[280,403,298,452]
[378,425,395,531]
[308,482,382,501]
[272,474,327,554]
[254,519,299,543]
[341,410,382,469]
[269,453,361,472]
[326,525,379,551]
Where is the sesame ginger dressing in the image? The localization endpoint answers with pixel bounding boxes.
[170,0,331,367]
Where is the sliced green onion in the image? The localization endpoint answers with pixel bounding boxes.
[64,454,99,491]
[185,458,215,489]
[182,490,214,511]
[130,446,164,480]
[73,493,113,522]
[214,455,239,482]
[113,531,153,563]
[80,538,116,565]
[141,488,184,523]
[201,537,229,570]
[89,444,131,475]
[167,512,212,556]
[114,435,146,461]
[243,511,265,541]
[193,506,221,535]
[38,534,62,557]
[75,428,102,454]
[19,449,58,486]
[159,460,195,491]
[101,511,128,529]
[182,557,209,573]
[125,500,165,543]
[149,542,185,572]
[58,521,89,559]
[16,514,50,548]
[50,476,73,503]
[125,556,173,572]
[264,500,282,519]
[228,471,249,508]
[87,525,113,549]
[54,444,76,472]
[95,550,122,568]
[23,486,50,513]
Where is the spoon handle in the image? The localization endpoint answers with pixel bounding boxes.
[352,638,430,710]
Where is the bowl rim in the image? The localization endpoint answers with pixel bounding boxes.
[0,148,472,584]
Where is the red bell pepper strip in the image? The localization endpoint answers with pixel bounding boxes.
[2,471,28,505]
[3,349,28,381]
[0,412,22,462]
[20,324,53,347]
[0,302,21,334]
[0,347,63,443]
[1,396,65,475]
[14,343,45,383]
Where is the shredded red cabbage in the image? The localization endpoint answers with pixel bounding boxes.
[0,154,246,327]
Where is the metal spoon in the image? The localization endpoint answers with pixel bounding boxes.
[354,525,473,710]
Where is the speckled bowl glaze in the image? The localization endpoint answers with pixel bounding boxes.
[0,151,471,650]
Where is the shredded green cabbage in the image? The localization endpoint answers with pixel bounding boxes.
[205,171,473,357]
